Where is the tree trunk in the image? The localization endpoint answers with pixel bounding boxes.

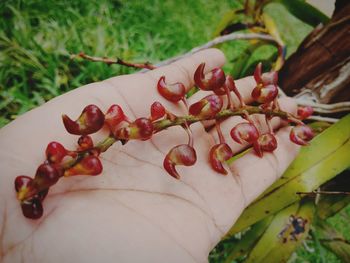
[279,2,350,104]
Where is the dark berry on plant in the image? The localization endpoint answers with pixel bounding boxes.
[209,143,233,175]
[157,76,186,103]
[15,175,37,201]
[253,133,278,157]
[163,144,197,179]
[194,63,225,91]
[33,163,61,190]
[251,84,278,104]
[104,104,126,129]
[78,135,94,150]
[64,156,103,177]
[189,94,223,118]
[290,125,314,145]
[230,123,259,144]
[62,104,105,135]
[46,141,67,163]
[150,101,166,120]
[252,63,279,104]
[21,198,43,219]
[297,106,313,120]
[114,117,154,140]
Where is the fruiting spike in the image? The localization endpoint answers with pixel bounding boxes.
[297,106,314,120]
[46,141,68,163]
[230,123,259,144]
[114,117,154,140]
[209,143,233,175]
[253,133,278,157]
[150,101,166,120]
[64,156,103,177]
[163,144,197,179]
[194,63,225,91]
[157,76,186,103]
[290,125,314,145]
[62,104,105,135]
[104,104,126,129]
[189,94,223,118]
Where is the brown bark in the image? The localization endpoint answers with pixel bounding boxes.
[279,2,350,103]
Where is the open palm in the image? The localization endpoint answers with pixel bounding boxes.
[0,49,299,263]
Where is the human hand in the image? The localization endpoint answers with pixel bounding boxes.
[0,49,299,263]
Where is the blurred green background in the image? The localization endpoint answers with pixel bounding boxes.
[0,0,348,262]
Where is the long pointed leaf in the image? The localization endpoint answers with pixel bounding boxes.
[226,115,350,236]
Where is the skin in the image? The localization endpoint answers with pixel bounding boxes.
[0,49,299,263]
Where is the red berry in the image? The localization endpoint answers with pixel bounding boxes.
[62,104,105,135]
[194,63,225,91]
[15,175,33,192]
[78,135,94,150]
[189,94,223,118]
[209,143,233,175]
[253,133,278,157]
[33,163,61,190]
[251,84,278,104]
[15,175,38,201]
[297,106,313,120]
[21,198,43,219]
[230,123,259,144]
[150,101,166,120]
[46,141,67,163]
[104,104,126,129]
[252,63,279,104]
[163,144,197,179]
[64,155,103,177]
[290,125,314,146]
[114,117,154,140]
[157,76,186,103]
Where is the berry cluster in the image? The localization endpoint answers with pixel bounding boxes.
[14,62,314,219]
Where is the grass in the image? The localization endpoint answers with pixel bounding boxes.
[0,0,348,262]
[0,0,240,127]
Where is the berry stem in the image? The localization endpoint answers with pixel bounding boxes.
[215,121,225,144]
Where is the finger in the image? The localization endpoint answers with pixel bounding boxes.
[228,126,300,205]
[146,48,226,91]
[104,48,226,117]
[210,97,297,154]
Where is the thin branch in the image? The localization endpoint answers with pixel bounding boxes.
[71,52,156,70]
[308,116,339,123]
[297,190,350,196]
[145,33,276,70]
[296,98,350,114]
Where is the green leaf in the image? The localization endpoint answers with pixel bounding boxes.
[226,114,350,237]
[316,220,350,262]
[278,0,330,27]
[240,44,277,76]
[263,2,314,57]
[244,199,315,263]
[223,216,273,262]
